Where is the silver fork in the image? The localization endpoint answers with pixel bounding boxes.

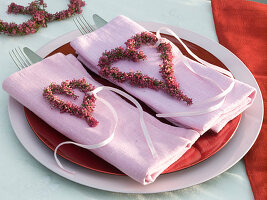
[9,16,94,69]
[9,47,32,70]
[73,15,96,35]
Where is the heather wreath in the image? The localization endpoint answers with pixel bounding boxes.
[0,0,85,36]
[43,78,98,127]
[98,31,193,105]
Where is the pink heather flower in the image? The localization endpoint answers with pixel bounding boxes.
[11,28,16,35]
[36,13,44,21]
[25,27,30,34]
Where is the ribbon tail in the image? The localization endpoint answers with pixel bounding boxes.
[54,94,118,172]
[155,27,235,118]
[92,86,158,158]
[54,85,158,172]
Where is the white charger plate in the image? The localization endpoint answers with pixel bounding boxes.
[8,22,263,194]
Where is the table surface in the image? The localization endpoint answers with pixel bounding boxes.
[0,0,263,199]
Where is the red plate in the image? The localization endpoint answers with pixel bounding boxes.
[24,33,242,175]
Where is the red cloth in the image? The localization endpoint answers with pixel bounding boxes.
[211,0,267,199]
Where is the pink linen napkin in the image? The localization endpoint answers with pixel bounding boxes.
[70,15,256,134]
[2,53,200,185]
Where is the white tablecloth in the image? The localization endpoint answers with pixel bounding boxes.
[0,0,257,199]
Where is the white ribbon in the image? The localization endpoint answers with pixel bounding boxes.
[54,86,157,173]
[155,27,235,118]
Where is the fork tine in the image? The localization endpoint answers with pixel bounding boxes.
[14,48,29,69]
[9,51,23,70]
[81,15,95,32]
[73,17,87,35]
[9,47,31,70]
[73,18,84,35]
[73,15,95,35]
[77,15,92,34]
[11,49,26,69]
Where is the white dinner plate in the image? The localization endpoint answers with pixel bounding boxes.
[8,22,263,193]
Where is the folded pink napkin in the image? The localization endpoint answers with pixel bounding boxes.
[70,15,256,134]
[2,53,200,185]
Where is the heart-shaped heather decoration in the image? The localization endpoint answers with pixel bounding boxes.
[98,31,192,105]
[43,78,98,127]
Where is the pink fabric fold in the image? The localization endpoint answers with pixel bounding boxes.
[2,53,200,185]
[70,15,256,134]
